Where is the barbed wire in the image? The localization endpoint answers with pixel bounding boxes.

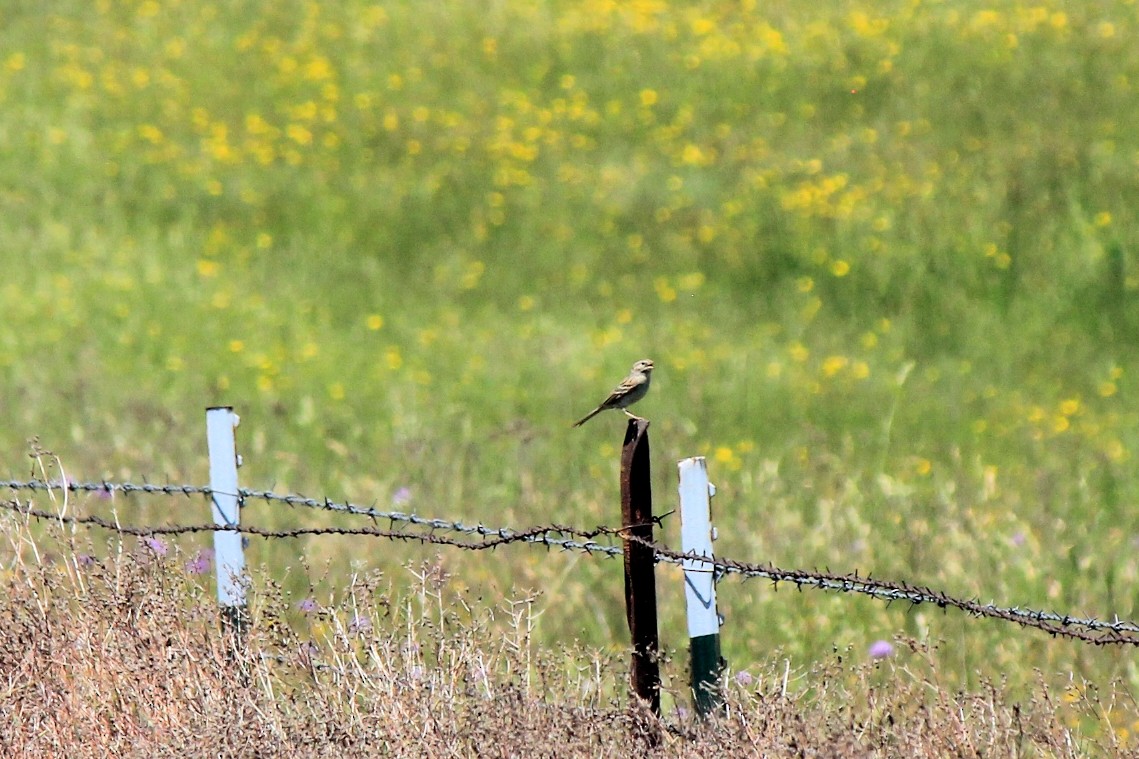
[5,478,1139,646]
[0,500,622,557]
[0,478,623,557]
[2,479,212,498]
[636,538,1139,646]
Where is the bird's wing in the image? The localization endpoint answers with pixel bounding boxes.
[600,373,645,406]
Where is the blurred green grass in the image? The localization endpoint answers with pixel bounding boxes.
[3,0,1139,697]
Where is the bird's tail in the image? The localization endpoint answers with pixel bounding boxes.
[572,406,604,427]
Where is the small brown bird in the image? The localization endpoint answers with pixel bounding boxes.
[572,359,654,427]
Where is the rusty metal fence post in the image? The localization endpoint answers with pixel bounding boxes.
[620,419,661,724]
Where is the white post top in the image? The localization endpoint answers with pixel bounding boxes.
[678,456,720,638]
[206,407,245,608]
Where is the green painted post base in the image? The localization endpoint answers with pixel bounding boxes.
[221,603,249,641]
[691,632,724,717]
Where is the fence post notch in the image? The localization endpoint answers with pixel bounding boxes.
[206,406,247,639]
[620,418,661,728]
[678,456,724,717]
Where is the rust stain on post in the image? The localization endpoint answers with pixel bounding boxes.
[620,418,661,723]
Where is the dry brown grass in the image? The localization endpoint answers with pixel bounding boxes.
[0,505,1133,758]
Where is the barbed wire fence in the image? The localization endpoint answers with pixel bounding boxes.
[3,476,1139,647]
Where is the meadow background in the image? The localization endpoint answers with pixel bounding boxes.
[4,0,1139,739]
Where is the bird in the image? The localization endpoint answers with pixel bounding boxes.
[572,359,655,427]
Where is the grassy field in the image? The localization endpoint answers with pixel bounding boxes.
[1,519,1130,756]
[4,0,1139,749]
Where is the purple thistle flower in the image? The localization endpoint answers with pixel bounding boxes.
[185,548,214,575]
[735,670,754,687]
[1010,531,1026,548]
[77,554,96,568]
[392,486,412,506]
[349,615,372,634]
[869,640,894,660]
[143,537,168,557]
[296,598,318,613]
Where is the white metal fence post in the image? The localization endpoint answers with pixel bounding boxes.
[206,406,247,636]
[678,456,724,716]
